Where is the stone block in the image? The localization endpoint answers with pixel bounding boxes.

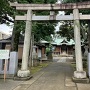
[9,52,18,75]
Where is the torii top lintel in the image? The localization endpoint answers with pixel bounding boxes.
[10,1,90,11]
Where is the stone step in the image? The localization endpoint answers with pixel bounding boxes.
[72,77,89,83]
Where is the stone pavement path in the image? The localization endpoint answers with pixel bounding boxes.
[13,62,77,90]
[0,79,23,90]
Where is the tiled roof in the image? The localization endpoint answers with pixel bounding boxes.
[52,37,75,45]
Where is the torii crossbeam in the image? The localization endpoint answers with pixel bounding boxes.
[10,1,90,10]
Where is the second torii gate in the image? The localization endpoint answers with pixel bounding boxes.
[10,1,90,79]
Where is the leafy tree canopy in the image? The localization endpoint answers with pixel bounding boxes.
[57,0,90,41]
[12,0,57,42]
[0,0,57,51]
[57,21,74,40]
[0,0,15,24]
[63,0,90,3]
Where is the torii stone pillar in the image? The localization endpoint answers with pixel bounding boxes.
[73,9,86,78]
[17,9,32,77]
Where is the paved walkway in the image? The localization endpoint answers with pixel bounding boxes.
[0,61,90,90]
[25,62,76,90]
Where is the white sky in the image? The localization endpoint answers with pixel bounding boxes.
[0,23,13,35]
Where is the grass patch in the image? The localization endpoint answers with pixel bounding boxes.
[30,62,50,74]
[71,62,76,70]
[71,59,88,71]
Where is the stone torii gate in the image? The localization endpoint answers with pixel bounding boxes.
[10,1,90,79]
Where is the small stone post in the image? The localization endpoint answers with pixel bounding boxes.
[84,45,88,57]
[9,52,18,75]
[73,9,86,78]
[17,9,32,78]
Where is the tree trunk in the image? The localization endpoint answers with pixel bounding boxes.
[11,21,20,51]
[11,21,16,51]
[14,31,20,51]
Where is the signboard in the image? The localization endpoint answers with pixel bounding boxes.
[0,50,9,81]
[0,50,9,59]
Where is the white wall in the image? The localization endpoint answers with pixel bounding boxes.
[38,49,41,58]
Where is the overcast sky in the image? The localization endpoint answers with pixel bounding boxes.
[0,23,13,35]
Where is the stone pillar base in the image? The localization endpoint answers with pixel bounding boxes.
[74,71,86,79]
[17,70,30,78]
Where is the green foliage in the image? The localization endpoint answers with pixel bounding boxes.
[0,0,57,51]
[12,0,57,4]
[46,47,50,56]
[30,62,49,74]
[57,0,90,41]
[63,0,90,3]
[0,0,15,24]
[63,0,90,14]
[57,21,74,40]
[32,22,55,42]
[46,43,53,56]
